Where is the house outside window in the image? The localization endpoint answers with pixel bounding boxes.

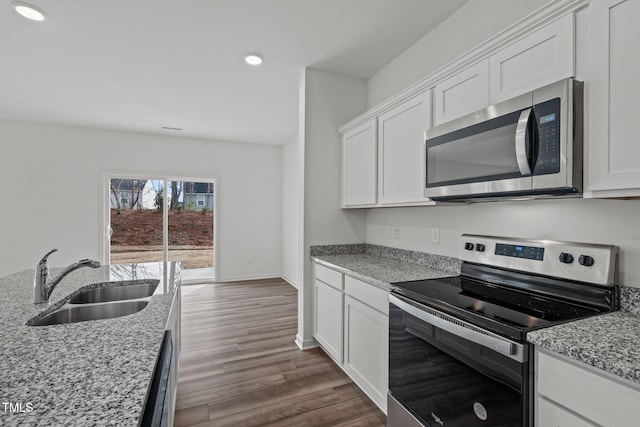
[120,193,129,205]
[197,194,205,207]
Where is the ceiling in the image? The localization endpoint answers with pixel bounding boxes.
[1,0,470,145]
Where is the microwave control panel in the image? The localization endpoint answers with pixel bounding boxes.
[532,97,561,175]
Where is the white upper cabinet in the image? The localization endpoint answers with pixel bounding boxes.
[585,0,640,196]
[339,6,580,207]
[433,14,574,126]
[341,119,377,207]
[378,92,431,205]
[490,14,575,104]
[434,60,489,126]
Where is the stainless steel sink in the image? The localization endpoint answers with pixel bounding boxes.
[68,280,159,304]
[29,300,149,326]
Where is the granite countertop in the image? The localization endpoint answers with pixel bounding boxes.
[527,307,640,387]
[310,244,461,291]
[0,262,181,426]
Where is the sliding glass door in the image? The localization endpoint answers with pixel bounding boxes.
[104,175,216,283]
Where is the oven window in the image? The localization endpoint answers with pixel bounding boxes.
[426,109,525,187]
[389,303,527,427]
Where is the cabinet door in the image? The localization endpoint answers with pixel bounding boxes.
[434,59,489,126]
[490,14,574,104]
[342,119,377,207]
[343,295,388,412]
[313,278,343,362]
[378,92,433,205]
[586,0,640,194]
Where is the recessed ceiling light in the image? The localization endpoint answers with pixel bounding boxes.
[244,53,263,66]
[11,2,46,21]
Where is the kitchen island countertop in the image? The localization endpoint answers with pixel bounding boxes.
[0,262,180,426]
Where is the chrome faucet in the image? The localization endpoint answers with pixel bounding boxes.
[34,249,101,304]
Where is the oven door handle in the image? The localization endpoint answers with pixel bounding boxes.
[390,294,525,362]
[515,108,533,176]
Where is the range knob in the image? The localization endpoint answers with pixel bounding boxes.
[579,255,595,267]
[559,252,574,264]
[475,244,485,252]
[464,242,475,251]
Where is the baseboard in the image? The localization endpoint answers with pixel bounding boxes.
[295,334,318,350]
[280,274,299,289]
[180,277,215,285]
[217,273,283,282]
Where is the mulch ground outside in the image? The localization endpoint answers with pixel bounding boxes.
[110,209,214,268]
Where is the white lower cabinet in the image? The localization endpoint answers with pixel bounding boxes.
[535,349,640,426]
[537,397,596,427]
[344,295,388,411]
[312,262,389,413]
[313,278,344,363]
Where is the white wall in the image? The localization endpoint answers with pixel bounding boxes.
[281,135,299,288]
[296,68,367,348]
[367,199,640,287]
[366,0,550,108]
[0,119,283,281]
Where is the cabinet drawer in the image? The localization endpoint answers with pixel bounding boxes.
[537,350,640,426]
[314,263,343,290]
[344,276,388,315]
[536,397,596,427]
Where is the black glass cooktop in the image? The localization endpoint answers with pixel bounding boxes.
[391,275,605,342]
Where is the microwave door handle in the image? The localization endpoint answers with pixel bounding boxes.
[515,108,533,175]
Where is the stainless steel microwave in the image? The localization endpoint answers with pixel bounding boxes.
[425,78,583,201]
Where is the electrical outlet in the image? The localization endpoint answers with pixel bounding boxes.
[391,226,400,239]
[431,227,440,244]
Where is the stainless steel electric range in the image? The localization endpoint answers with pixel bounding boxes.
[388,235,619,427]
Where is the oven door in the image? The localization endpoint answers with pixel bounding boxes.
[388,294,531,427]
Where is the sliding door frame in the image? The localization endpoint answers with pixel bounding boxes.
[100,170,219,282]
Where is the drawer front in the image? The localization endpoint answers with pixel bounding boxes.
[537,350,640,426]
[314,263,343,291]
[536,397,596,427]
[344,275,388,315]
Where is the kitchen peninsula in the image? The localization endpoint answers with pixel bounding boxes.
[0,262,181,426]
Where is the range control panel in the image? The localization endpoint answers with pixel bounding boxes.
[459,234,619,286]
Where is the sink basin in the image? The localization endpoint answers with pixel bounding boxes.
[29,300,149,326]
[68,280,159,304]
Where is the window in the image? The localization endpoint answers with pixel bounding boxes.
[120,193,129,205]
[196,194,205,207]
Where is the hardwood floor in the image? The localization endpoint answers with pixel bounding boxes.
[174,278,386,427]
